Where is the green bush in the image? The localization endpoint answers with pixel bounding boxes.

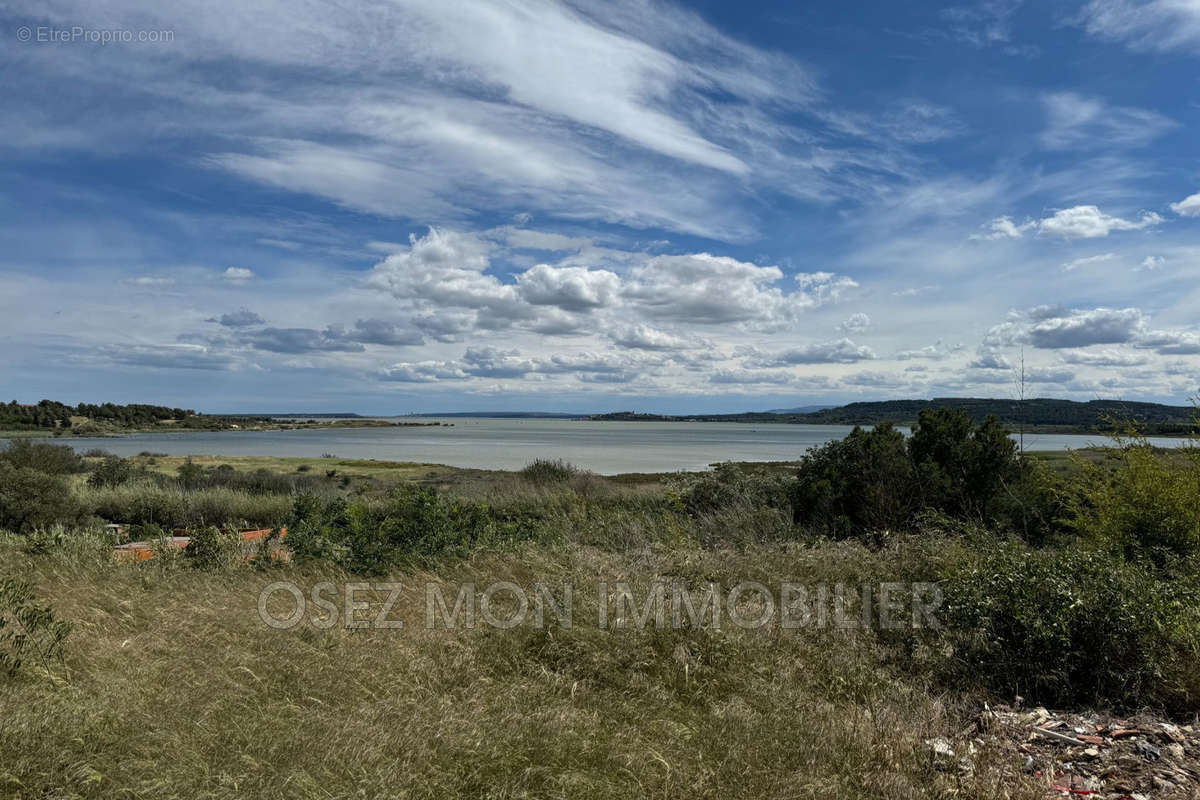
[87,455,137,488]
[0,462,89,534]
[670,463,793,518]
[939,540,1200,712]
[790,410,1030,538]
[184,525,242,570]
[1066,439,1200,571]
[288,486,537,573]
[909,409,1021,522]
[520,459,579,484]
[0,439,85,475]
[791,423,915,536]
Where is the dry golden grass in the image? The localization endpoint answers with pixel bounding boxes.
[0,535,1048,800]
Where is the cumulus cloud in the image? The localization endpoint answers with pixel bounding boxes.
[985,306,1147,349]
[379,361,468,383]
[970,216,1032,240]
[625,255,855,327]
[1138,255,1165,271]
[1170,192,1200,217]
[367,228,855,342]
[976,206,1163,240]
[969,352,1012,370]
[610,324,692,351]
[460,346,538,378]
[1039,206,1163,238]
[516,264,620,312]
[1135,330,1200,356]
[837,313,871,334]
[127,276,176,287]
[222,267,255,282]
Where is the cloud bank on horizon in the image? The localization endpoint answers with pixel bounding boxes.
[1,0,1198,413]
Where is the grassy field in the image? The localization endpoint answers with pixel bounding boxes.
[0,530,1046,800]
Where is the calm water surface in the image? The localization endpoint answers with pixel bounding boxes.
[29,418,1191,475]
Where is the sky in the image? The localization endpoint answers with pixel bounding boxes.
[1,0,1199,414]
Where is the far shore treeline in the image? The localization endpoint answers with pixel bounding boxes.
[591,397,1199,435]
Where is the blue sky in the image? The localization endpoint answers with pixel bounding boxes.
[2,0,1198,414]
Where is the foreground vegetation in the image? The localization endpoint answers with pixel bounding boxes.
[1,409,1199,798]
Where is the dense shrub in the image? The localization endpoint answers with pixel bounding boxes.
[288,486,536,572]
[87,456,137,488]
[184,525,242,570]
[1066,438,1200,571]
[520,459,579,484]
[0,439,85,475]
[939,540,1200,712]
[790,423,916,536]
[790,410,1031,537]
[0,462,89,534]
[670,462,793,518]
[909,409,1021,521]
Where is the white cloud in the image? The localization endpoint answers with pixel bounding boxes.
[367,228,854,343]
[837,313,871,333]
[969,352,1012,370]
[986,306,1148,349]
[222,267,255,282]
[610,324,692,351]
[625,255,855,327]
[1138,255,1165,271]
[977,206,1163,241]
[1079,0,1200,52]
[753,339,876,365]
[970,215,1032,240]
[709,368,793,385]
[1040,92,1175,151]
[896,340,963,360]
[1038,206,1163,238]
[1135,330,1200,356]
[1061,252,1116,272]
[1170,192,1200,217]
[516,264,620,312]
[1060,348,1148,367]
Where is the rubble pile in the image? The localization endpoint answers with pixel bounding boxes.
[929,704,1199,798]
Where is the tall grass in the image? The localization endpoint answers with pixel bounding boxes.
[77,480,293,529]
[0,539,1045,800]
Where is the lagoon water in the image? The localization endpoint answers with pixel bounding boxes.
[36,418,1191,475]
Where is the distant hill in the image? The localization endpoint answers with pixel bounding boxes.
[765,404,836,414]
[591,398,1198,435]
